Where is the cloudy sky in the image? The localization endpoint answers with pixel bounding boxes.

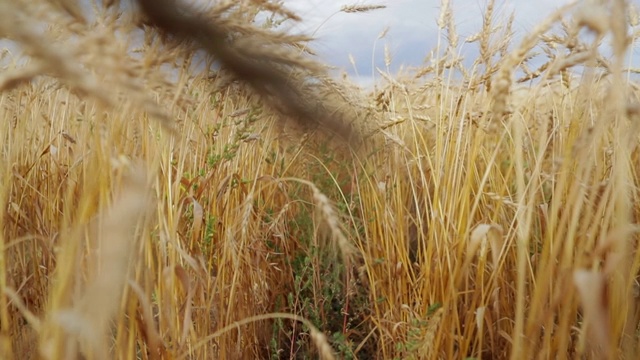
[277,0,640,85]
[1,0,638,86]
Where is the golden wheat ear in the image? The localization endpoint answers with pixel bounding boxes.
[134,0,361,145]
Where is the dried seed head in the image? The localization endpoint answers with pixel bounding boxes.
[340,4,386,13]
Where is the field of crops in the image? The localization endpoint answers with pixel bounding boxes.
[1,1,640,359]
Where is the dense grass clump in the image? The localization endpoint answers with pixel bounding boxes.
[1,0,640,359]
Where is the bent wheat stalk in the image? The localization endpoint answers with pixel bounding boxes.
[136,0,359,143]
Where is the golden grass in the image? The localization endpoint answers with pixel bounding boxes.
[2,0,640,359]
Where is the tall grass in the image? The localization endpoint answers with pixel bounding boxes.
[1,0,640,359]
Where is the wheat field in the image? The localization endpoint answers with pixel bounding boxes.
[1,0,640,359]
